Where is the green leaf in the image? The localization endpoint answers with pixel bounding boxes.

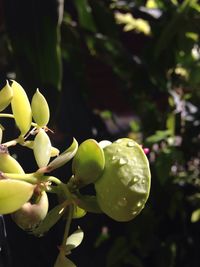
[76,194,102,213]
[166,113,175,135]
[47,138,78,171]
[155,0,194,57]
[146,130,171,144]
[33,129,51,168]
[65,228,84,253]
[72,139,105,185]
[73,205,86,219]
[74,0,96,32]
[0,180,34,214]
[54,252,76,267]
[191,209,200,223]
[32,202,67,236]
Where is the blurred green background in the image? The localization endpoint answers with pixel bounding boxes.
[0,0,200,266]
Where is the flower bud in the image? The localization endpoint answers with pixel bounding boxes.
[31,89,50,127]
[10,80,32,135]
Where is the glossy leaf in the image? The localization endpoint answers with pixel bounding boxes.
[31,89,50,126]
[23,140,59,157]
[76,195,102,214]
[0,148,25,174]
[33,129,51,168]
[47,138,78,171]
[32,201,67,236]
[65,228,84,253]
[0,179,34,214]
[10,80,32,135]
[95,138,151,222]
[72,139,105,185]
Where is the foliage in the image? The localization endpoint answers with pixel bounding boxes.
[0,80,150,266]
[0,0,200,266]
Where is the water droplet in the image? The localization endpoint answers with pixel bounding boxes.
[142,179,145,184]
[119,158,127,165]
[132,211,137,215]
[133,177,139,183]
[137,201,142,207]
[112,156,117,161]
[118,197,127,207]
[127,141,135,147]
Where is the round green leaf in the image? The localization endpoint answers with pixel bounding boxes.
[72,139,105,185]
[95,138,151,222]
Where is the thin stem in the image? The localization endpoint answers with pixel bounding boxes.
[2,138,19,147]
[0,113,37,127]
[0,113,14,119]
[45,185,59,194]
[62,204,74,247]
[46,176,62,185]
[60,183,72,199]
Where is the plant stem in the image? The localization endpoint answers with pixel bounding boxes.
[0,113,14,119]
[2,138,19,147]
[62,204,74,247]
[46,176,62,185]
[0,113,37,127]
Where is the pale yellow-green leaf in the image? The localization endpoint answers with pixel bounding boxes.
[11,80,32,135]
[66,228,84,252]
[0,152,25,174]
[31,89,50,127]
[0,179,34,214]
[33,129,51,168]
[47,138,78,171]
